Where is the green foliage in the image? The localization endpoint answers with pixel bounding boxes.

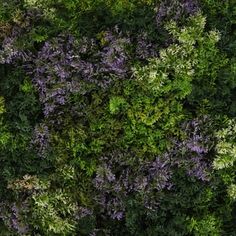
[0,0,236,235]
[213,118,236,205]
[0,96,5,114]
[199,0,236,55]
[0,96,10,147]
[214,119,236,170]
[228,184,236,201]
[188,215,222,236]
[121,14,220,153]
[21,0,158,39]
[197,0,236,115]
[0,0,23,22]
[32,190,76,235]
[109,96,127,114]
[7,174,78,235]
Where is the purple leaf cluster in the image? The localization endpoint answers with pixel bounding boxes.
[75,207,93,220]
[98,30,130,77]
[171,116,213,181]
[25,30,133,117]
[135,33,158,60]
[0,29,28,64]
[183,118,210,155]
[93,151,173,220]
[0,18,162,120]
[27,35,82,117]
[92,117,214,221]
[0,9,41,64]
[31,123,49,157]
[0,201,29,235]
[156,0,199,25]
[10,203,29,235]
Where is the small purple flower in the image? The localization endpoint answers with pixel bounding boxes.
[75,207,93,220]
[183,0,199,15]
[186,142,208,154]
[111,211,124,220]
[99,30,130,77]
[136,33,158,60]
[172,117,213,181]
[156,0,199,25]
[4,202,30,235]
[93,151,174,219]
[31,123,49,157]
[0,36,24,64]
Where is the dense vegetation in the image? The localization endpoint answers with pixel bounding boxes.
[0,0,236,235]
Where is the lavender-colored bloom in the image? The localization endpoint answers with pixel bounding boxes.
[134,176,149,191]
[28,34,113,117]
[183,117,211,155]
[0,10,40,65]
[188,155,210,181]
[106,197,125,220]
[136,33,158,60]
[92,118,213,222]
[156,0,199,25]
[89,232,97,236]
[1,25,159,120]
[54,64,70,79]
[93,151,174,220]
[75,207,93,220]
[156,2,168,25]
[171,117,213,181]
[94,164,116,190]
[110,211,124,220]
[183,0,199,15]
[10,204,29,235]
[98,31,130,77]
[0,201,29,235]
[0,36,24,64]
[148,157,173,190]
[43,103,56,117]
[29,37,77,117]
[31,123,49,157]
[186,142,208,154]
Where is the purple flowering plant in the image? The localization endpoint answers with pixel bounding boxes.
[0,2,234,235]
